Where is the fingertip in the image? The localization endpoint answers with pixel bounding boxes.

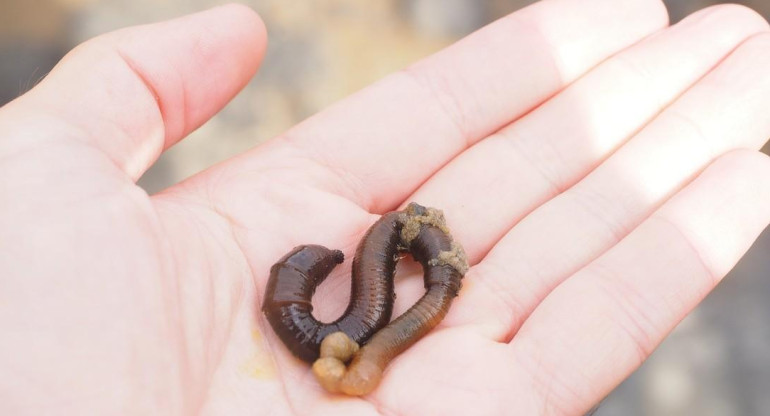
[618,0,669,28]
[210,3,269,66]
[733,30,770,58]
[710,149,770,193]
[679,3,770,44]
[11,4,272,180]
[165,3,269,84]
[702,3,770,32]
[649,0,671,27]
[662,149,770,276]
[108,3,270,144]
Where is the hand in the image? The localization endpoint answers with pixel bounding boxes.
[3,1,770,415]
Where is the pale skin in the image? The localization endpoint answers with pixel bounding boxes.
[2,0,770,414]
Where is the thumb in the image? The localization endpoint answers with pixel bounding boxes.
[0,3,267,180]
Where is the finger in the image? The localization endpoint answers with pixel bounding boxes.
[448,29,770,338]
[408,4,768,263]
[0,4,266,180]
[506,150,770,415]
[189,0,667,213]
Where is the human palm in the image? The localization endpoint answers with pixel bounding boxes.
[4,2,770,415]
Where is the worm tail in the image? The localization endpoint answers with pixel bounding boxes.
[339,279,460,395]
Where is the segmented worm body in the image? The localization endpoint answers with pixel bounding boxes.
[262,203,468,395]
[262,212,402,362]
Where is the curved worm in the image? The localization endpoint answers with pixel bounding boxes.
[262,203,468,395]
[262,212,402,362]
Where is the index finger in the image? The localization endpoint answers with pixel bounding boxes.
[184,0,668,213]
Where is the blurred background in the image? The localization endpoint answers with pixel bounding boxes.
[1,0,768,414]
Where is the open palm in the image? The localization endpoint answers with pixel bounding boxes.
[3,1,770,415]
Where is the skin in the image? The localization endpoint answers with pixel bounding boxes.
[2,2,770,415]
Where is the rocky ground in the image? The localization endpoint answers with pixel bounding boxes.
[1,1,769,414]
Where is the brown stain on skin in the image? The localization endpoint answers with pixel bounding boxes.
[239,329,277,380]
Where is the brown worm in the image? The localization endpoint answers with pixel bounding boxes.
[262,203,468,395]
[262,211,402,363]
